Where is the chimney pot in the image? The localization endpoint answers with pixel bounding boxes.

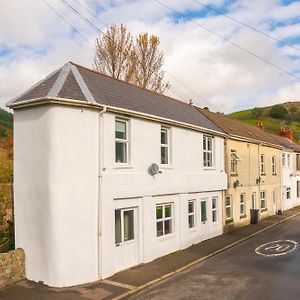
[256,121,264,130]
[280,127,292,140]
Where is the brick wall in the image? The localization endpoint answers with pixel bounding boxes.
[0,248,25,288]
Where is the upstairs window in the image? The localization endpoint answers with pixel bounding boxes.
[282,153,286,167]
[297,154,300,171]
[272,156,276,175]
[161,127,169,165]
[231,151,241,175]
[260,154,265,175]
[287,154,291,167]
[115,119,128,163]
[203,136,214,167]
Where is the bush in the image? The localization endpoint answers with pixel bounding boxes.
[269,105,288,119]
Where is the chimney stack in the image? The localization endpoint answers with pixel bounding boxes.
[256,121,264,130]
[280,127,292,140]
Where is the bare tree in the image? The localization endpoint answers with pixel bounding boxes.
[94,24,133,81]
[130,33,166,93]
[94,25,167,93]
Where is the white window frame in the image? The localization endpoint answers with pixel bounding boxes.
[286,187,291,199]
[272,156,276,175]
[212,197,218,223]
[115,118,129,164]
[225,195,232,220]
[260,154,265,175]
[161,127,170,165]
[203,136,214,168]
[240,194,246,217]
[188,200,196,229]
[156,203,173,237]
[260,190,267,210]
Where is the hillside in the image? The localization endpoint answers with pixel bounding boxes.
[227,102,300,142]
[0,108,13,142]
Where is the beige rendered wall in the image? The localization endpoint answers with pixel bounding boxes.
[224,139,281,230]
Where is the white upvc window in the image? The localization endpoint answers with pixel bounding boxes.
[272,156,276,175]
[230,152,241,175]
[286,187,291,199]
[225,195,232,220]
[203,136,214,167]
[260,190,266,209]
[287,154,291,167]
[260,154,265,175]
[188,200,196,229]
[115,119,129,163]
[240,194,246,217]
[161,127,170,165]
[212,197,218,222]
[156,203,173,237]
[282,153,286,167]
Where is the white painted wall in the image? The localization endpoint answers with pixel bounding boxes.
[99,113,226,278]
[14,106,227,287]
[282,151,300,210]
[14,106,99,287]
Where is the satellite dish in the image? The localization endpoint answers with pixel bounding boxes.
[149,163,161,176]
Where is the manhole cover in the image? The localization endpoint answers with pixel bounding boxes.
[255,240,298,257]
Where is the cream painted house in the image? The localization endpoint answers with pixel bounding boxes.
[7,62,227,287]
[199,109,282,229]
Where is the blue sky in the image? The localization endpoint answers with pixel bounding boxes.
[1,0,300,112]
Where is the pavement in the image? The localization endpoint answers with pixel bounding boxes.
[1,206,300,300]
[128,213,300,300]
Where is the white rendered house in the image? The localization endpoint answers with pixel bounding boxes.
[271,133,300,211]
[8,62,227,287]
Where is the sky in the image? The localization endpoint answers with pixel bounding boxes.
[0,0,300,113]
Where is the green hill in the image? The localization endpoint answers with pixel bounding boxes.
[0,108,13,140]
[227,102,300,142]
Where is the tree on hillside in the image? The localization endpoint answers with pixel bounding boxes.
[251,107,263,119]
[94,24,167,93]
[269,105,288,119]
[289,106,298,122]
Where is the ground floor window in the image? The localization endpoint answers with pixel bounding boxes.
[225,196,232,220]
[201,200,207,222]
[212,197,218,222]
[286,187,291,199]
[260,191,266,209]
[188,200,196,229]
[156,203,173,237]
[297,182,300,198]
[240,194,246,217]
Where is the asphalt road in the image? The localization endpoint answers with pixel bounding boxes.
[129,215,300,300]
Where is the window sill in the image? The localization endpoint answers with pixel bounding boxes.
[188,227,197,233]
[272,173,277,176]
[240,214,247,219]
[225,218,234,223]
[113,164,133,170]
[157,233,175,242]
[230,174,238,177]
[260,173,266,176]
[260,208,267,212]
[204,167,216,170]
[160,165,173,170]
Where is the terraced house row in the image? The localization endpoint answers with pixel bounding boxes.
[7,62,300,288]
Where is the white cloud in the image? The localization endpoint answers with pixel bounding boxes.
[0,0,300,114]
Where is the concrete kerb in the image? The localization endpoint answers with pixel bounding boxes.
[113,210,300,300]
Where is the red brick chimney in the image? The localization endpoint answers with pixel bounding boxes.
[280,127,292,140]
[256,121,264,130]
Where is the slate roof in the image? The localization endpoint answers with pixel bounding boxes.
[8,62,223,134]
[197,107,278,145]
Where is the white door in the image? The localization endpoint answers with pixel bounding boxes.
[200,199,209,240]
[273,189,277,214]
[115,208,139,271]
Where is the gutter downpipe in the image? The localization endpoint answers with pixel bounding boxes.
[258,143,262,211]
[97,105,107,280]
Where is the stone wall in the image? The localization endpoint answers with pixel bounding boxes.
[0,248,25,288]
